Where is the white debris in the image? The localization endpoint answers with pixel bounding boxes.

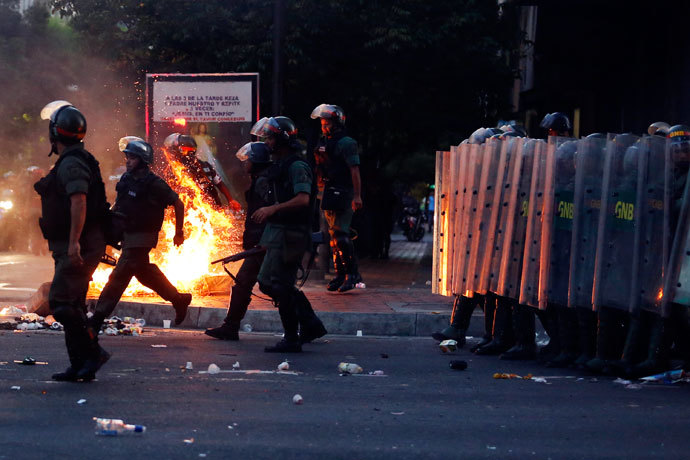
[232,361,240,369]
[292,394,303,405]
[207,364,221,375]
[185,362,193,370]
[77,399,87,405]
[11,386,20,390]
[278,361,290,371]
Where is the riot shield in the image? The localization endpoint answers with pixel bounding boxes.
[539,137,578,309]
[496,138,533,300]
[432,149,451,296]
[630,136,667,314]
[465,138,503,294]
[452,142,483,295]
[519,139,549,308]
[568,136,607,310]
[592,134,640,311]
[447,144,466,295]
[487,137,521,294]
[662,134,690,314]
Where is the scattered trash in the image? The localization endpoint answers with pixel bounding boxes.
[183,438,194,444]
[98,316,145,336]
[449,360,467,371]
[380,353,389,359]
[640,369,685,383]
[493,373,534,380]
[486,446,497,451]
[338,362,363,374]
[390,411,405,415]
[369,370,385,376]
[243,323,253,332]
[94,417,146,436]
[232,361,240,369]
[425,280,432,286]
[625,384,643,390]
[292,394,303,405]
[11,386,20,390]
[227,425,234,430]
[613,378,632,385]
[531,377,548,384]
[15,357,47,365]
[199,454,207,458]
[355,282,366,289]
[356,330,363,337]
[278,361,290,371]
[151,345,167,348]
[77,399,87,405]
[50,322,63,331]
[439,340,458,353]
[0,305,27,316]
[185,362,193,370]
[162,319,171,329]
[207,364,221,375]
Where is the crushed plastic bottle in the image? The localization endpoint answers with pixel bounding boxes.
[338,362,363,374]
[242,323,252,332]
[355,282,366,289]
[439,339,458,353]
[277,360,290,371]
[94,417,146,436]
[207,363,221,374]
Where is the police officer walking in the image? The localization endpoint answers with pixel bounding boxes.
[162,133,241,211]
[205,142,274,340]
[311,104,363,292]
[35,101,110,382]
[88,138,192,333]
[251,116,327,352]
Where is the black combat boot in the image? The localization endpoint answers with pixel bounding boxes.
[546,306,579,368]
[205,321,241,341]
[265,300,302,353]
[500,303,537,360]
[338,239,362,293]
[432,295,475,346]
[585,307,627,375]
[469,294,492,352]
[475,296,515,355]
[294,291,327,344]
[172,293,192,325]
[573,308,597,369]
[630,315,667,377]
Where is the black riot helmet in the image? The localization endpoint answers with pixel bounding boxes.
[668,124,690,166]
[540,112,572,135]
[236,142,271,164]
[163,133,197,156]
[250,116,297,145]
[40,100,87,154]
[500,124,527,137]
[469,127,492,144]
[310,103,346,127]
[648,121,670,137]
[121,137,154,165]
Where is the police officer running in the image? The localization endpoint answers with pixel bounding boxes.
[162,133,241,211]
[311,104,363,292]
[88,138,192,333]
[35,101,110,382]
[251,116,327,352]
[205,142,274,340]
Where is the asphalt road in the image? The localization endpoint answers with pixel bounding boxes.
[2,329,690,459]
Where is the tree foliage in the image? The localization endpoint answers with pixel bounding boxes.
[48,0,519,183]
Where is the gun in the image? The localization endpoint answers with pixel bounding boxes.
[211,246,266,265]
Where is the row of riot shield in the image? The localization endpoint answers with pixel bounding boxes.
[434,132,690,319]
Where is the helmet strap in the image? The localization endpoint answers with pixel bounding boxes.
[48,142,58,157]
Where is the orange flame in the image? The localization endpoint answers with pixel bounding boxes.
[91,150,243,297]
[174,118,187,127]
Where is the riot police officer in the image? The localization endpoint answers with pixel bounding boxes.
[251,116,327,352]
[540,112,572,137]
[35,101,110,382]
[162,133,241,211]
[205,142,274,340]
[310,104,363,292]
[88,138,192,334]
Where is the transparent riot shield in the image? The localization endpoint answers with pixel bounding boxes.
[447,144,467,294]
[592,134,640,311]
[486,137,520,294]
[497,138,533,300]
[568,136,607,310]
[452,142,483,295]
[630,136,667,314]
[519,139,549,308]
[432,150,447,295]
[465,138,503,294]
[662,136,690,314]
[539,137,577,309]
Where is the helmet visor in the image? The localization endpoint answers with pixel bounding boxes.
[235,142,253,162]
[118,136,144,152]
[40,100,72,121]
[250,117,270,137]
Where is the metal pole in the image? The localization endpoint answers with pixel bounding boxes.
[272,0,285,115]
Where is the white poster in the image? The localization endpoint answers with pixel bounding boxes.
[152,81,253,123]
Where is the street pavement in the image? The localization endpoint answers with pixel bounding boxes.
[2,329,690,459]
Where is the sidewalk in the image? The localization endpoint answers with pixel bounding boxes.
[0,233,456,336]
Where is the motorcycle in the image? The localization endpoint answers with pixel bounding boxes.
[402,206,426,242]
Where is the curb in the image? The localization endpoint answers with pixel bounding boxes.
[107,300,452,337]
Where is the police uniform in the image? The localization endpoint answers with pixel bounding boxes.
[34,142,107,377]
[91,169,189,329]
[258,151,314,348]
[314,131,361,289]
